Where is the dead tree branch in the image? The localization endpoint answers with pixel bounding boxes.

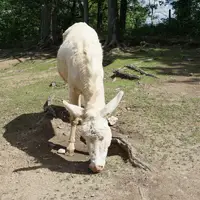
[125,64,158,79]
[112,69,141,80]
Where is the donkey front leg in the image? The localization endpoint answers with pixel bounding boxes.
[66,116,79,156]
[66,90,81,156]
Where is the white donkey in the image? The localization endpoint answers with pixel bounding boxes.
[57,22,124,173]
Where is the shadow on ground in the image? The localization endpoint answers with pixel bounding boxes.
[0,46,58,61]
[3,106,127,175]
[168,77,200,85]
[2,44,199,78]
[104,46,200,77]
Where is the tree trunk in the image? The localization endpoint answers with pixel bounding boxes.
[106,0,120,47]
[168,9,171,26]
[52,0,58,44]
[83,0,89,24]
[71,0,77,24]
[78,0,84,21]
[40,1,54,47]
[40,3,50,42]
[97,0,103,32]
[119,0,127,41]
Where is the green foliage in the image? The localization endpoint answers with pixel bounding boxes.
[0,0,41,48]
[88,0,108,35]
[1,0,200,48]
[171,0,200,36]
[126,2,148,30]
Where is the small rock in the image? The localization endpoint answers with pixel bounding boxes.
[126,107,131,111]
[115,87,121,91]
[57,125,64,129]
[145,58,153,62]
[57,148,66,154]
[90,194,95,197]
[112,77,116,82]
[108,116,118,126]
[49,82,56,87]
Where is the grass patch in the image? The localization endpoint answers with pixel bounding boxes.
[0,46,199,161]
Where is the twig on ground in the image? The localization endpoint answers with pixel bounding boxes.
[138,186,149,200]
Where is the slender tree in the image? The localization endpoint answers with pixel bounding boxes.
[78,0,84,21]
[119,0,127,40]
[71,0,77,24]
[40,1,52,46]
[106,0,120,47]
[83,0,89,24]
[97,0,103,32]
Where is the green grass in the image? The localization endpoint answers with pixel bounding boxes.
[0,46,199,164]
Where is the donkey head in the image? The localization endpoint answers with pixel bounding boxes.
[63,91,124,173]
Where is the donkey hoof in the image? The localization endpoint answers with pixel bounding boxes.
[66,150,75,156]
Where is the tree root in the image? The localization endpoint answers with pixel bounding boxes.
[43,95,70,123]
[138,186,149,200]
[111,135,151,171]
[42,98,151,171]
[125,64,159,79]
[106,39,120,48]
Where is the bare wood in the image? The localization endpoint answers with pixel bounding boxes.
[112,69,141,80]
[43,95,56,117]
[15,57,23,63]
[42,98,151,171]
[111,135,151,171]
[138,186,149,200]
[125,64,158,79]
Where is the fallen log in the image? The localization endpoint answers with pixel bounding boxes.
[112,69,141,80]
[125,64,159,79]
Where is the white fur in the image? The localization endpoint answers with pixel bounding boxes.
[57,22,124,172]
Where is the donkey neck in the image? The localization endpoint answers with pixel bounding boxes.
[84,80,105,117]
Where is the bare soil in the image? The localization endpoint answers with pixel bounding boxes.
[0,54,200,200]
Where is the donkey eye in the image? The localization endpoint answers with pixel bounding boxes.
[89,136,95,142]
[99,136,104,141]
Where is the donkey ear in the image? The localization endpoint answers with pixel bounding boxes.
[63,100,84,118]
[101,91,124,117]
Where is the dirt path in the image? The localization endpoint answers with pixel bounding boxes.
[0,55,200,200]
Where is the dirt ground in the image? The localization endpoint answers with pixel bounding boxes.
[0,47,200,200]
